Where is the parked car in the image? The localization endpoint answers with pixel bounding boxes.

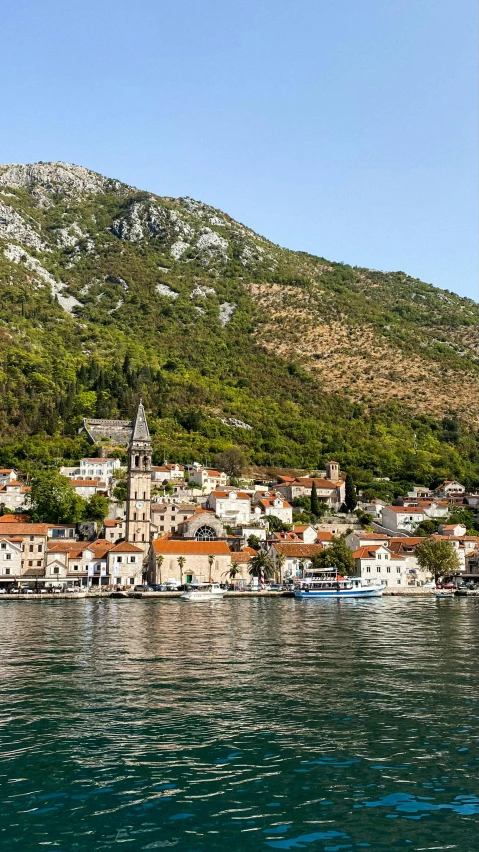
[149,584,165,591]
[0,588,5,595]
[134,585,147,592]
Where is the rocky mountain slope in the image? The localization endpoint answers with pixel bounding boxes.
[0,162,478,490]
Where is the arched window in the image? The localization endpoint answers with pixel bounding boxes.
[195,525,217,541]
[135,455,140,468]
[143,455,149,469]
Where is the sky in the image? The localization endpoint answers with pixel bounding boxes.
[1,0,477,299]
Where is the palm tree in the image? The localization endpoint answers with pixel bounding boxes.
[249,552,275,583]
[222,562,243,587]
[274,553,286,583]
[177,555,186,585]
[155,554,164,584]
[207,554,214,582]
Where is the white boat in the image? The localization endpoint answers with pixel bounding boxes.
[294,575,384,599]
[181,583,225,602]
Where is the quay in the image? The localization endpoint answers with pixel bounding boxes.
[2,588,479,601]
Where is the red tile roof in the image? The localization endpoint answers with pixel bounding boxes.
[270,542,324,557]
[152,539,231,555]
[110,542,143,553]
[0,523,49,535]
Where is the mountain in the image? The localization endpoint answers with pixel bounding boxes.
[0,161,478,493]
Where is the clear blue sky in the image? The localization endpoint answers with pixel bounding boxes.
[1,0,477,299]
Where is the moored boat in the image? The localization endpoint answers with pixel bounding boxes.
[294,575,384,599]
[181,583,225,602]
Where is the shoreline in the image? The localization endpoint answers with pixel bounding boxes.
[1,588,478,600]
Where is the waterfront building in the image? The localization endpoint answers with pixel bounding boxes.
[148,538,232,585]
[267,541,324,581]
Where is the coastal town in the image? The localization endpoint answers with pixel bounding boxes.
[0,402,478,597]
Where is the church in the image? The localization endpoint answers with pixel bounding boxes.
[124,401,232,585]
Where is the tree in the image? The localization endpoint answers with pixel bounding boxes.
[345,473,357,512]
[274,552,286,582]
[247,534,261,550]
[249,551,275,581]
[310,537,355,576]
[267,515,291,532]
[155,554,164,584]
[85,493,109,523]
[112,480,127,501]
[213,447,247,478]
[310,481,320,517]
[416,538,460,584]
[28,470,87,524]
[208,554,214,580]
[177,555,186,584]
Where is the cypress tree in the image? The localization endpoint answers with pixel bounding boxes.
[345,473,357,512]
[310,480,320,517]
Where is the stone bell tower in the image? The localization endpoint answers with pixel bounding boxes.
[125,401,152,559]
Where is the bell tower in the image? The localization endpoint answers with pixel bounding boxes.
[125,400,152,560]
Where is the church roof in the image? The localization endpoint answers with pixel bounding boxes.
[131,401,150,442]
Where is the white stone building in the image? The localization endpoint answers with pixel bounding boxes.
[206,490,251,525]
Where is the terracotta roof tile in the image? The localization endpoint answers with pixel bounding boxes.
[152,539,231,555]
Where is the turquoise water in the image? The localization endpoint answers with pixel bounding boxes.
[0,597,477,851]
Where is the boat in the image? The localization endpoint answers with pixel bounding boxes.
[435,589,456,598]
[294,574,384,599]
[181,583,225,602]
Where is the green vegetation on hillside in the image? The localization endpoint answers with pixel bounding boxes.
[0,162,478,496]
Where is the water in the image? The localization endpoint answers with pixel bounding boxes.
[0,597,478,851]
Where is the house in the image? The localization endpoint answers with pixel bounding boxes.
[107,542,144,586]
[381,506,425,533]
[435,480,466,498]
[252,491,293,525]
[0,468,19,486]
[148,539,232,585]
[0,523,49,574]
[79,457,121,482]
[102,518,125,542]
[267,541,324,582]
[151,463,185,482]
[352,544,409,587]
[46,539,142,587]
[291,525,317,543]
[0,480,30,511]
[70,479,108,498]
[187,467,228,494]
[315,530,335,547]
[235,524,268,545]
[345,531,390,551]
[438,523,467,537]
[275,463,345,510]
[387,537,430,585]
[206,490,252,525]
[151,503,197,536]
[0,538,24,586]
[230,546,257,582]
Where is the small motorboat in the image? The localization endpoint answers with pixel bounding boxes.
[435,589,456,598]
[181,583,225,602]
[295,574,384,599]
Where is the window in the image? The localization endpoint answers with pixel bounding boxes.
[5,553,11,560]
[195,525,217,541]
[129,556,136,563]
[366,567,371,573]
[51,567,59,574]
[37,560,42,567]
[397,579,401,585]
[117,557,122,563]
[159,526,164,532]
[129,577,135,585]
[160,515,164,521]
[28,560,33,567]
[37,545,43,553]
[377,566,381,573]
[0,543,5,550]
[377,554,381,560]
[397,568,401,574]
[73,565,79,571]
[29,545,34,552]
[386,567,391,573]
[5,568,10,575]
[30,536,34,542]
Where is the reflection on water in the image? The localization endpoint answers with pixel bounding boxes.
[0,597,478,850]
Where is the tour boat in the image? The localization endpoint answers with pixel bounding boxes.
[294,575,384,599]
[181,583,225,602]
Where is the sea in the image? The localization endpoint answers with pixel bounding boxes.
[0,596,477,851]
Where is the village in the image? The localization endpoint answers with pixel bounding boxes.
[0,403,478,597]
